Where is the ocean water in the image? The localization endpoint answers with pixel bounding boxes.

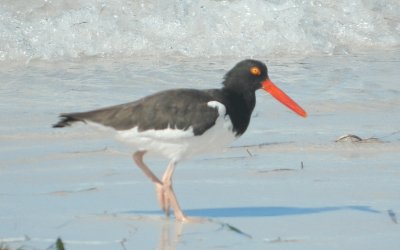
[0,0,399,62]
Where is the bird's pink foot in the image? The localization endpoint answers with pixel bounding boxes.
[176,215,209,223]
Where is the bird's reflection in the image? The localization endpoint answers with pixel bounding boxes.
[157,220,184,250]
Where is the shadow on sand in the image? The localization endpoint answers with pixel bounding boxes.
[132,205,380,218]
[116,206,382,249]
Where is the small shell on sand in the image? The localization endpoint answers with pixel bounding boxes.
[335,134,382,143]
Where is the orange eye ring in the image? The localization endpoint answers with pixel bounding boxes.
[250,66,261,76]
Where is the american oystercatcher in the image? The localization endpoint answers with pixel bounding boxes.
[53,59,307,222]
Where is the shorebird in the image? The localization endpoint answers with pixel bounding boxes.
[53,59,307,222]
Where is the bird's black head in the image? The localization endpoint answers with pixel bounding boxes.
[222,59,308,118]
[222,59,269,92]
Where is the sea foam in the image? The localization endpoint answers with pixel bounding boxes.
[0,0,399,62]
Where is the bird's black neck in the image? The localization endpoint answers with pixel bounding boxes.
[221,87,256,136]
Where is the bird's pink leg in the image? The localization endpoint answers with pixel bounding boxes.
[132,151,168,214]
[162,161,186,221]
[162,161,207,223]
[133,152,206,222]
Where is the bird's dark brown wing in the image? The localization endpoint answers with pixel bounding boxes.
[53,89,221,136]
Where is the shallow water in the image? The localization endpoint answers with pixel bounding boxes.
[1,50,400,249]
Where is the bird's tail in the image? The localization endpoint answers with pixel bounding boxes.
[52,114,83,128]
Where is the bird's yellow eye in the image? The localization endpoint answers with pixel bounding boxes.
[250,66,261,76]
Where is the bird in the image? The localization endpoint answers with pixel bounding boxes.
[53,59,307,222]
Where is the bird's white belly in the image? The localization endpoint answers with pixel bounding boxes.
[116,101,236,162]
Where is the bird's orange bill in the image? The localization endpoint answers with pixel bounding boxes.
[262,79,307,118]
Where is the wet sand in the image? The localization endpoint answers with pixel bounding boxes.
[1,52,399,249]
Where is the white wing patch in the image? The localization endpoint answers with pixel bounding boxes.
[207,101,233,132]
[207,101,227,116]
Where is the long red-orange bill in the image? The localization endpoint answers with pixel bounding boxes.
[262,79,307,118]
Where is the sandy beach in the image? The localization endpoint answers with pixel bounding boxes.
[1,51,399,249]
